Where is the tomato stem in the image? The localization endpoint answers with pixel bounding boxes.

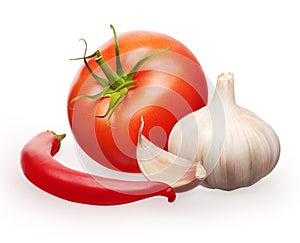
[69,25,170,120]
[95,56,120,84]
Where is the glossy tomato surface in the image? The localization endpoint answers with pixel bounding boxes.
[68,30,208,173]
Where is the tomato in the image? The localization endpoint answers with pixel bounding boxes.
[68,26,208,173]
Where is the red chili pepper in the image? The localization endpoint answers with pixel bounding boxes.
[20,131,176,205]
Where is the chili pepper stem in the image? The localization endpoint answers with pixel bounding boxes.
[48,130,66,144]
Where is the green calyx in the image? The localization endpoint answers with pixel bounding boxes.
[69,25,170,120]
[48,131,66,146]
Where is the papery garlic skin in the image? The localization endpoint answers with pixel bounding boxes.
[168,73,280,190]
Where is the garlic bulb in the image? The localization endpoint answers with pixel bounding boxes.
[137,72,280,191]
[169,72,280,190]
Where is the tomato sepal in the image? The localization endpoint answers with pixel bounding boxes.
[69,25,170,120]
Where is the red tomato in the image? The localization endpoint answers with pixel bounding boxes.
[68,28,208,173]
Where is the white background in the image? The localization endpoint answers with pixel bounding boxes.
[1,0,299,242]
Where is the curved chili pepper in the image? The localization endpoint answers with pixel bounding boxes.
[20,131,176,206]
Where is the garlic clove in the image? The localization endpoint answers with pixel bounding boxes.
[168,79,226,177]
[137,117,206,191]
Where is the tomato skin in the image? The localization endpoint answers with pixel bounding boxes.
[68,30,208,173]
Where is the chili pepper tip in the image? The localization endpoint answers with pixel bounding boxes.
[165,188,176,203]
